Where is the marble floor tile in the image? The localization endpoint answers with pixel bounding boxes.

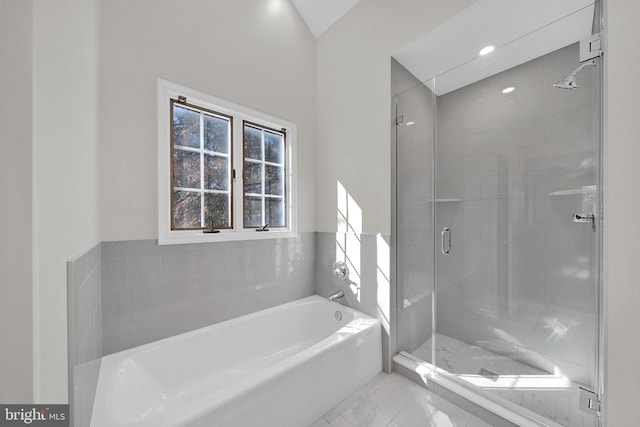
[388,388,472,427]
[410,333,599,427]
[310,372,490,427]
[310,417,334,427]
[310,409,353,427]
[334,372,420,427]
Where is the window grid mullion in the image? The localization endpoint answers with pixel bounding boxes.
[175,187,230,194]
[243,157,281,167]
[264,160,283,167]
[173,145,200,154]
[261,129,266,226]
[200,112,205,227]
[235,118,241,231]
[246,193,283,198]
[174,145,230,158]
[204,149,229,158]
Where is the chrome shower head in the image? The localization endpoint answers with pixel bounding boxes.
[553,59,596,90]
[553,76,579,90]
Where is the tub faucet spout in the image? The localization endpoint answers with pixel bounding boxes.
[328,290,344,302]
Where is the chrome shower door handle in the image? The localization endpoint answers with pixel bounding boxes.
[441,227,451,255]
[573,213,596,232]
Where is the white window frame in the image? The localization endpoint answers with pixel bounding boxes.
[158,79,297,245]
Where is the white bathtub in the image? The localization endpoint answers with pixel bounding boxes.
[91,295,382,427]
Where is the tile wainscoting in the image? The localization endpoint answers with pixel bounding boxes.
[315,231,394,372]
[101,234,315,354]
[67,243,102,427]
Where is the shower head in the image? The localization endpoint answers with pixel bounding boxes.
[553,59,596,90]
[553,76,579,90]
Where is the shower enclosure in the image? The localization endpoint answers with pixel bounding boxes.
[392,5,602,427]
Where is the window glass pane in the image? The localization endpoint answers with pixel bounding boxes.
[244,125,262,160]
[244,161,262,194]
[204,114,229,153]
[204,154,229,191]
[265,131,283,164]
[173,105,200,148]
[266,198,285,227]
[173,149,201,188]
[244,196,263,227]
[173,191,201,229]
[204,193,230,229]
[265,165,283,196]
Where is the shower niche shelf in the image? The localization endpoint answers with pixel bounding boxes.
[429,199,462,203]
[548,185,596,197]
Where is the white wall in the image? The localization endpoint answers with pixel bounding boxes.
[315,0,475,234]
[604,0,640,424]
[99,0,317,241]
[32,0,100,402]
[0,0,34,403]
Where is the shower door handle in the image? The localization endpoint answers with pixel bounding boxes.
[573,213,596,232]
[441,227,451,255]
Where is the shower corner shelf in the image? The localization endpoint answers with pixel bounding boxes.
[429,198,462,203]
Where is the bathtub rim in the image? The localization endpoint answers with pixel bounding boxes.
[92,294,382,427]
[99,294,362,361]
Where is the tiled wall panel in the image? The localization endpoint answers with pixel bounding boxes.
[67,243,102,427]
[315,231,393,371]
[101,233,315,354]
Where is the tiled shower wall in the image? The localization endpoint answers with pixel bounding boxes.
[315,231,393,371]
[433,43,598,385]
[101,233,315,354]
[67,243,102,427]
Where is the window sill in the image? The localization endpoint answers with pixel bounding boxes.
[158,229,297,245]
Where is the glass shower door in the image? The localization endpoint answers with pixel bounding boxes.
[432,42,601,427]
[393,79,436,359]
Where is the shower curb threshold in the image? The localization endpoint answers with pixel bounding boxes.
[393,351,566,427]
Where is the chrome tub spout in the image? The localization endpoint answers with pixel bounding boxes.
[328,290,345,302]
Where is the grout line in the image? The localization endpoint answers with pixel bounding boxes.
[385,382,419,426]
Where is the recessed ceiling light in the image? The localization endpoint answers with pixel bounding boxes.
[479,45,495,56]
[268,0,283,15]
[502,87,515,94]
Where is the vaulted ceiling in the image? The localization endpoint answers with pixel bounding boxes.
[290,0,597,95]
[290,0,361,38]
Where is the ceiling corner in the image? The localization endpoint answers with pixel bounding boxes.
[290,0,361,38]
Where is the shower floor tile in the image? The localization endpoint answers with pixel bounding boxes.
[310,372,490,427]
[411,333,598,427]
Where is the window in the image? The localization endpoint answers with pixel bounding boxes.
[158,80,296,244]
[243,122,287,228]
[171,100,233,230]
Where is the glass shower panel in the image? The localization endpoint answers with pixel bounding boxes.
[433,42,601,427]
[394,80,436,356]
